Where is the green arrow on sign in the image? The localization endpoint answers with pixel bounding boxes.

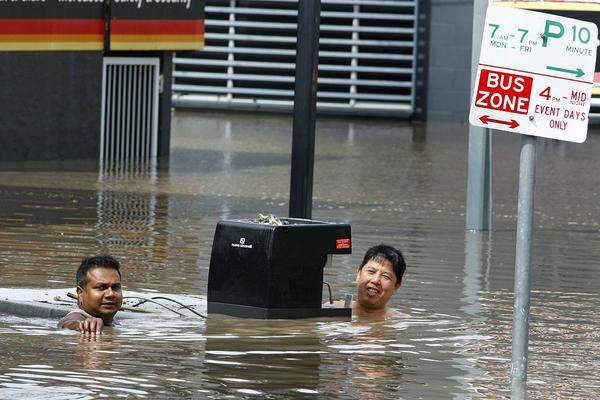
[546,65,584,78]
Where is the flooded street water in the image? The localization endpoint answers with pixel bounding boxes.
[1,111,599,398]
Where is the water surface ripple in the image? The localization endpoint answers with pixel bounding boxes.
[1,112,599,398]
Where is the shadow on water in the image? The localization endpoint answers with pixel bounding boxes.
[1,111,599,398]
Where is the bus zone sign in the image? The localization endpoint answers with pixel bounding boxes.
[469,6,598,143]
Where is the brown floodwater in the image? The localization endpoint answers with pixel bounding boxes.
[0,111,599,398]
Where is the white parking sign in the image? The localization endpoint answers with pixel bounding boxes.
[469,6,598,143]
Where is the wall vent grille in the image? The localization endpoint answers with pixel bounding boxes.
[101,57,160,170]
[172,0,418,117]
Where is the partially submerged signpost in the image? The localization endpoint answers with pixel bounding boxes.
[469,5,597,388]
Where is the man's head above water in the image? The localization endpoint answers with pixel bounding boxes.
[76,255,123,323]
[58,255,123,334]
[354,244,406,318]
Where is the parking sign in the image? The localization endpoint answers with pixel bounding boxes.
[469,6,598,143]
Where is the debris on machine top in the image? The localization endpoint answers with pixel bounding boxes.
[246,214,334,226]
[257,213,286,225]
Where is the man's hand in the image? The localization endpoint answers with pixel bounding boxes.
[78,317,104,335]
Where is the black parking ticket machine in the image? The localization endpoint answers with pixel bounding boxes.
[207,218,352,319]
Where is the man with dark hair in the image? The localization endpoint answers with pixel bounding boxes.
[58,255,123,334]
[353,244,406,319]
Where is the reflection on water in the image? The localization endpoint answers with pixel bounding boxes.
[97,167,158,250]
[1,111,600,398]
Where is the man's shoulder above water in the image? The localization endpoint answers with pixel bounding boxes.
[324,300,410,320]
[58,307,114,334]
[58,308,92,328]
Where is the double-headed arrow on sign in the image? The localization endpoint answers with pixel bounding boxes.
[479,115,519,129]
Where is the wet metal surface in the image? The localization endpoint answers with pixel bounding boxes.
[0,111,599,398]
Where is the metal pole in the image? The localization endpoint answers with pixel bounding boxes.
[289,0,321,219]
[466,0,492,231]
[511,134,537,384]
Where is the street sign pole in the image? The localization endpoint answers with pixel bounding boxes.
[466,127,493,231]
[511,134,537,383]
[466,0,493,231]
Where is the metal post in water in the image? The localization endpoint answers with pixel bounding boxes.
[466,0,492,231]
[511,134,537,384]
[289,0,321,219]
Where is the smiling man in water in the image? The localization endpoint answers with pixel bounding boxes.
[353,244,406,319]
[58,256,123,334]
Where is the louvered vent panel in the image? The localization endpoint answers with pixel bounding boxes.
[101,57,160,171]
[172,0,418,117]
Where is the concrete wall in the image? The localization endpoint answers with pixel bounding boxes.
[0,52,172,162]
[426,0,474,123]
[0,52,103,161]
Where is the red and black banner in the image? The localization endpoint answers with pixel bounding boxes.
[0,0,204,51]
[110,0,204,50]
[0,2,104,51]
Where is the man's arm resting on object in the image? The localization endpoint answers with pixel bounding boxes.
[58,313,105,334]
[58,312,87,330]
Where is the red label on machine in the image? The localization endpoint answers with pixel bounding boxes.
[475,69,533,115]
[336,238,351,249]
